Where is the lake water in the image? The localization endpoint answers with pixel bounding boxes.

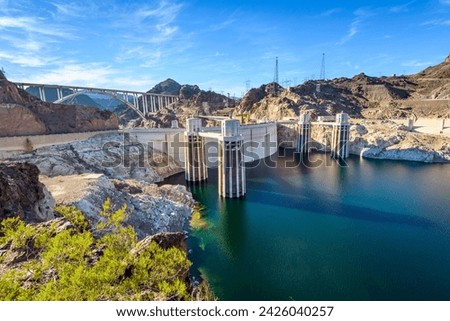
[166,151,450,300]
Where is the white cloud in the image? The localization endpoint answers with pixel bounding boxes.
[121,0,183,44]
[389,1,415,13]
[0,34,47,52]
[27,64,116,87]
[337,20,359,45]
[320,8,341,17]
[26,64,155,91]
[109,77,157,91]
[0,13,76,71]
[401,60,432,67]
[421,19,450,26]
[137,1,183,25]
[0,52,45,67]
[337,8,374,45]
[51,2,85,17]
[116,46,163,67]
[209,18,236,31]
[0,16,73,38]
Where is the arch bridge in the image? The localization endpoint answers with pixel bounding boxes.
[14,82,179,119]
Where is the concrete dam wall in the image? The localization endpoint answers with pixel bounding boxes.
[126,122,278,167]
[1,123,278,165]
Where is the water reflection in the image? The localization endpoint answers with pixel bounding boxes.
[216,198,247,260]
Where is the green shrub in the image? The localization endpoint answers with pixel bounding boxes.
[55,205,89,231]
[0,217,36,249]
[0,200,202,301]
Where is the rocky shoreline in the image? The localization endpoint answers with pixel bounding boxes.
[349,120,450,163]
[278,119,450,163]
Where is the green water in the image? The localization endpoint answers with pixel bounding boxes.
[167,152,450,300]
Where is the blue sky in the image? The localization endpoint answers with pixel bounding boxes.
[0,0,449,96]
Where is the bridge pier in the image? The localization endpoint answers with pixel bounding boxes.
[184,118,208,183]
[143,95,148,114]
[38,86,46,101]
[56,87,63,101]
[218,119,246,198]
[331,113,350,159]
[297,113,311,154]
[149,96,154,112]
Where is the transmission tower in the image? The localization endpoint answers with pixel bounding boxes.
[273,56,279,84]
[319,53,325,80]
[245,80,251,92]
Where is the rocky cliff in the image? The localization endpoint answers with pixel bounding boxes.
[0,73,119,137]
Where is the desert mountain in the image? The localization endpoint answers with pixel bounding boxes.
[147,78,182,95]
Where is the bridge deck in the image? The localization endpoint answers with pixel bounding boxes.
[14,82,178,98]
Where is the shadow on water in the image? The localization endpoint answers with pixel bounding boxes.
[246,187,438,230]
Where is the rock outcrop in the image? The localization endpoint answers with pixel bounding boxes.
[179,84,201,100]
[40,173,194,239]
[0,162,55,222]
[0,74,119,137]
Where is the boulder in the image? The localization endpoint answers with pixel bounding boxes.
[0,162,55,222]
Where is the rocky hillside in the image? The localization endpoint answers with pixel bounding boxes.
[0,72,118,137]
[235,55,450,121]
